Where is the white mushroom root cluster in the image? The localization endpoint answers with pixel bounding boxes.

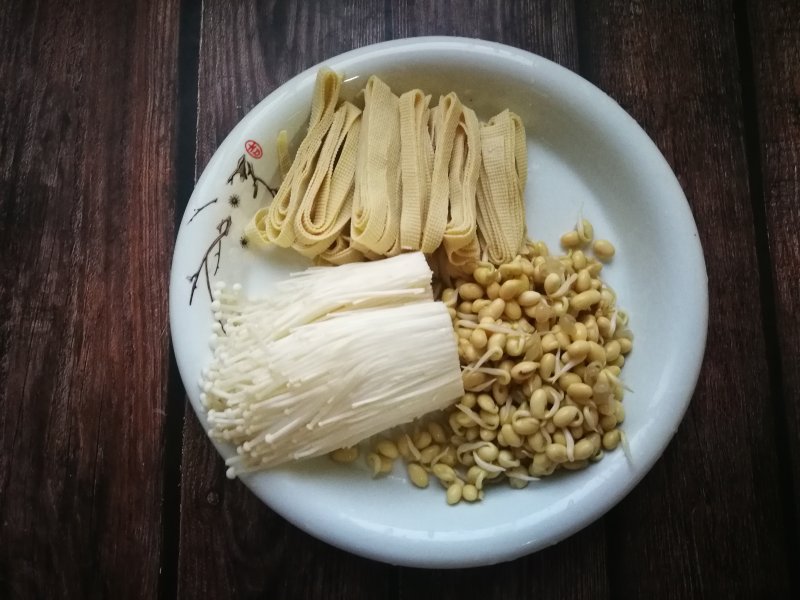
[200,252,464,478]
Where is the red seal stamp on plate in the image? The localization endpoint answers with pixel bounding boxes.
[245,139,263,159]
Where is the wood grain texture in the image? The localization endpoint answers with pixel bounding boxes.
[0,0,179,598]
[576,0,793,596]
[389,0,579,71]
[397,522,607,600]
[747,0,800,549]
[179,1,610,599]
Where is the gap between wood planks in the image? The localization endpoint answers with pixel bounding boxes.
[159,0,202,599]
[732,0,800,590]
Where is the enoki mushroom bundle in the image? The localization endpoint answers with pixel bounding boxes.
[245,69,528,266]
[201,252,464,477]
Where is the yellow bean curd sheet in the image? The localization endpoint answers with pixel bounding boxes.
[245,69,528,268]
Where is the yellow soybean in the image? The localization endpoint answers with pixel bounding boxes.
[545,443,568,463]
[446,482,463,505]
[331,447,359,463]
[571,289,601,310]
[376,440,399,459]
[553,405,580,428]
[593,239,615,260]
[407,463,429,488]
[459,282,484,300]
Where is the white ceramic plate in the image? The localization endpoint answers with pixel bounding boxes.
[170,37,708,568]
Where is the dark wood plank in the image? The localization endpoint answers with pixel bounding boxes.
[389,0,579,65]
[180,411,397,600]
[178,2,399,598]
[747,0,800,558]
[397,523,607,600]
[575,1,793,596]
[0,0,180,598]
[179,1,608,598]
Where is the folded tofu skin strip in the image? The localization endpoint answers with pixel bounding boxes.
[443,105,482,266]
[351,76,403,256]
[398,89,433,251]
[476,110,528,264]
[245,69,528,268]
[246,69,343,250]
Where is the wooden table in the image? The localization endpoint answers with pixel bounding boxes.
[2,0,798,597]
